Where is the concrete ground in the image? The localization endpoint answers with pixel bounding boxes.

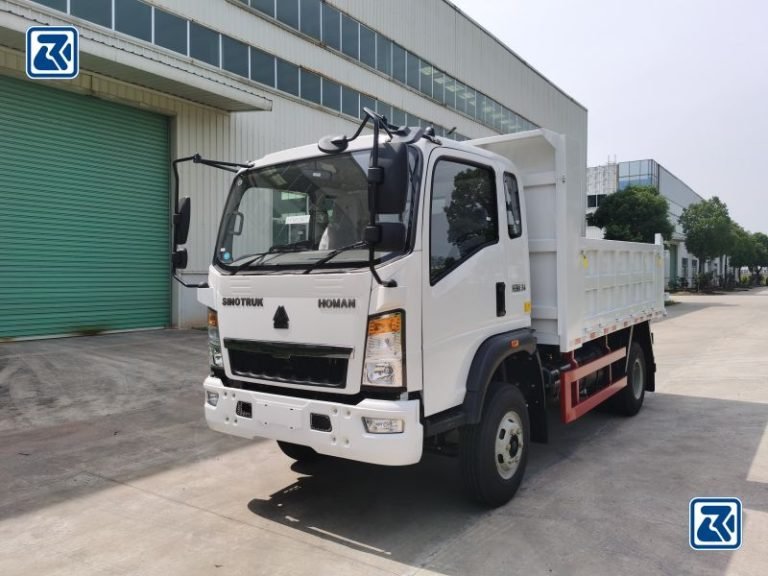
[0,291,767,576]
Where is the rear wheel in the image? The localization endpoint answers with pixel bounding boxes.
[277,441,322,462]
[459,384,530,507]
[610,342,646,416]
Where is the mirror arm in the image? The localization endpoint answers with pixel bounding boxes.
[172,274,208,289]
[173,154,250,212]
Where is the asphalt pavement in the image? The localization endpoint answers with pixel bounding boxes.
[0,291,766,576]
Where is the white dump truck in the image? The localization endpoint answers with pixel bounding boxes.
[171,110,664,506]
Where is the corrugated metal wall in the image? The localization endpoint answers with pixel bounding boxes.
[0,74,169,338]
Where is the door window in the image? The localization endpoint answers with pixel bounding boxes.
[504,173,523,238]
[430,160,498,284]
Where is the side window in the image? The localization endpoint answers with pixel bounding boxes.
[430,160,498,284]
[504,173,523,239]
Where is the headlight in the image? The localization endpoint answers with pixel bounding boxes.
[208,308,223,367]
[362,311,404,388]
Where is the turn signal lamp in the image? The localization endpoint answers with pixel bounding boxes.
[362,311,404,388]
[208,308,223,367]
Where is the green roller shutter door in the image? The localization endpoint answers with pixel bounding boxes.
[0,75,170,339]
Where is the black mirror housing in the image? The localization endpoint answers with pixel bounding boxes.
[372,142,408,214]
[172,248,188,270]
[376,222,407,252]
[174,197,191,246]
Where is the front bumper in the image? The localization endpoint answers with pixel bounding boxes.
[203,376,423,465]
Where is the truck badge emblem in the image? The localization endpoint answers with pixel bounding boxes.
[317,298,356,309]
[221,297,263,307]
[273,306,289,329]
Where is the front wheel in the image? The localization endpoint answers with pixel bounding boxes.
[459,384,530,507]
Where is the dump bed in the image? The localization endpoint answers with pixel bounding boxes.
[470,130,665,352]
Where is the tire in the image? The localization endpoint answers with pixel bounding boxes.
[459,384,530,507]
[277,441,322,462]
[611,342,646,416]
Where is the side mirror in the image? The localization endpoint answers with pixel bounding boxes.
[172,248,188,270]
[174,197,191,246]
[372,142,408,214]
[376,222,407,252]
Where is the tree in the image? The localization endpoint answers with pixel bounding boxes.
[729,224,757,283]
[588,185,674,243]
[679,197,733,275]
[753,232,768,277]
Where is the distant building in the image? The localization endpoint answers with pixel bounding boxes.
[587,159,713,288]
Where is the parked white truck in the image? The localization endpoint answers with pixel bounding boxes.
[172,110,664,506]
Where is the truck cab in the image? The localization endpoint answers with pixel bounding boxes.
[174,121,663,507]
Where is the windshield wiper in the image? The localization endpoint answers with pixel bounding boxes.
[302,241,368,275]
[225,241,316,274]
[226,253,274,274]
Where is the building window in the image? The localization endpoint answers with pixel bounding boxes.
[392,43,406,83]
[300,69,322,105]
[341,86,359,118]
[250,0,275,18]
[322,78,341,111]
[406,51,420,90]
[376,35,392,75]
[154,9,187,55]
[341,14,359,59]
[359,25,376,68]
[419,61,433,98]
[70,0,111,28]
[443,76,456,109]
[250,46,275,86]
[465,88,477,118]
[430,160,498,284]
[32,0,67,11]
[359,94,375,116]
[190,22,220,67]
[477,94,488,124]
[299,0,321,40]
[588,195,598,208]
[115,0,151,42]
[222,35,249,78]
[376,101,392,122]
[432,70,445,105]
[391,107,406,127]
[321,3,340,50]
[276,59,299,96]
[276,0,299,29]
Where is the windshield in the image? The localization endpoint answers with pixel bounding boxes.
[215,148,418,271]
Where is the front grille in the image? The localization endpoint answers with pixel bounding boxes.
[224,339,351,388]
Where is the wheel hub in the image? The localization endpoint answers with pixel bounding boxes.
[495,411,524,480]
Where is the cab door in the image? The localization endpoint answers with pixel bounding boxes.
[421,151,528,417]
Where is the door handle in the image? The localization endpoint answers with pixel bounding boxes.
[496,282,506,317]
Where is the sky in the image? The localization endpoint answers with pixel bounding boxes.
[449,0,768,234]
